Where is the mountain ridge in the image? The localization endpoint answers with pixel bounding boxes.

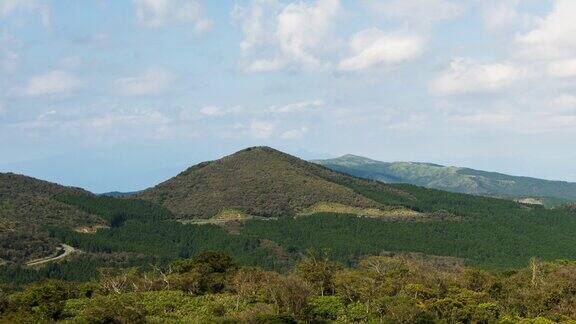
[314,154,576,206]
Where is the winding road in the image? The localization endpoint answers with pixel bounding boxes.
[26,244,76,267]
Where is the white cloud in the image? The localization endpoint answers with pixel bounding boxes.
[429,58,529,95]
[281,126,308,139]
[199,105,243,117]
[245,58,287,73]
[0,0,51,27]
[516,0,576,60]
[338,28,424,72]
[114,68,174,96]
[134,0,212,32]
[547,59,576,78]
[250,120,275,138]
[23,70,82,97]
[269,99,324,113]
[199,106,225,117]
[360,0,463,24]
[276,0,339,68]
[16,107,174,141]
[234,0,340,72]
[477,0,526,34]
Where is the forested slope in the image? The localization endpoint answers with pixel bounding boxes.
[135,147,409,219]
[0,173,105,263]
[315,154,576,206]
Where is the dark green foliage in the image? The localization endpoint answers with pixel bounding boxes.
[80,294,147,324]
[242,207,576,269]
[53,193,172,225]
[253,314,297,323]
[47,220,278,273]
[0,254,153,286]
[170,251,239,294]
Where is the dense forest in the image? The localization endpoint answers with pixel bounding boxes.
[1,251,575,323]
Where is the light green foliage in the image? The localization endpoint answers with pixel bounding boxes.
[1,254,576,322]
[316,154,576,207]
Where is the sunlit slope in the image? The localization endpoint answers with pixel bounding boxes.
[315,154,576,206]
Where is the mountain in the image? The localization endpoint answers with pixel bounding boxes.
[100,191,140,198]
[3,146,576,282]
[314,155,576,207]
[135,147,411,219]
[0,173,105,263]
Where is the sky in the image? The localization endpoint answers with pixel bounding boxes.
[1,0,576,193]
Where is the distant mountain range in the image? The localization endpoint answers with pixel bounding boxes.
[314,154,576,207]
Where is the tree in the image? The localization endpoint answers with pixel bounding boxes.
[295,250,342,296]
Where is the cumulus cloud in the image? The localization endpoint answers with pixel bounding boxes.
[114,68,175,96]
[234,0,340,72]
[516,0,576,60]
[0,0,51,27]
[338,28,424,72]
[269,99,324,113]
[134,0,212,33]
[23,70,82,97]
[429,58,529,95]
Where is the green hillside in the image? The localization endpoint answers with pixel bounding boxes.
[314,154,576,207]
[2,147,576,288]
[135,147,409,219]
[0,173,105,263]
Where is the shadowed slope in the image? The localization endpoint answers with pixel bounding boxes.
[0,173,104,263]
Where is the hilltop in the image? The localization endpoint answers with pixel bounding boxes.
[314,155,576,207]
[135,147,409,219]
[0,173,105,263]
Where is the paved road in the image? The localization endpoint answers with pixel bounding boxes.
[26,244,76,267]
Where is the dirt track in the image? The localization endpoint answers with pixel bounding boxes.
[26,244,76,267]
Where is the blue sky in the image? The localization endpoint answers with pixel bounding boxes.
[1,0,576,192]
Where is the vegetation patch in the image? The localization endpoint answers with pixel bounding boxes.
[2,252,576,323]
[74,225,110,234]
[298,202,423,219]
